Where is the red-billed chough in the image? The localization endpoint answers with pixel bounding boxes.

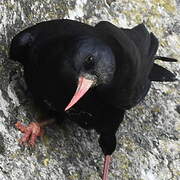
[9,19,177,180]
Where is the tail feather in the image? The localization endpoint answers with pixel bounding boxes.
[150,63,176,82]
[154,56,177,62]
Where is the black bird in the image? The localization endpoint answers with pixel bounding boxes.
[9,19,177,180]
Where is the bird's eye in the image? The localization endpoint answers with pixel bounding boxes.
[84,55,95,70]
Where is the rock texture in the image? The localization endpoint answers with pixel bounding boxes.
[0,0,179,179]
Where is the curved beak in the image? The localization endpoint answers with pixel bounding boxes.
[65,76,94,111]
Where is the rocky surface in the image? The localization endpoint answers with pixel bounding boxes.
[0,0,179,179]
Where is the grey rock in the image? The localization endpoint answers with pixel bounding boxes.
[0,0,180,179]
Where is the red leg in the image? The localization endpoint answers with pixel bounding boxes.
[15,119,55,146]
[102,155,111,180]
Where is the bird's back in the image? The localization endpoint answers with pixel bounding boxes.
[95,22,159,109]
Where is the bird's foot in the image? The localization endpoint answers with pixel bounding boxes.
[15,121,44,146]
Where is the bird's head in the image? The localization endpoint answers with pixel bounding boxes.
[65,36,115,111]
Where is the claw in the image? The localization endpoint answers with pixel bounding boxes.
[15,121,44,146]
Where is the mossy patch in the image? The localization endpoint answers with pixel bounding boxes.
[152,0,176,13]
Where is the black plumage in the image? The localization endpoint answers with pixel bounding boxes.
[9,19,177,180]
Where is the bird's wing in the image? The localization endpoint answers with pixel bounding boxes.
[95,22,159,72]
[149,63,176,82]
[95,21,159,108]
[122,23,159,61]
[122,24,177,82]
